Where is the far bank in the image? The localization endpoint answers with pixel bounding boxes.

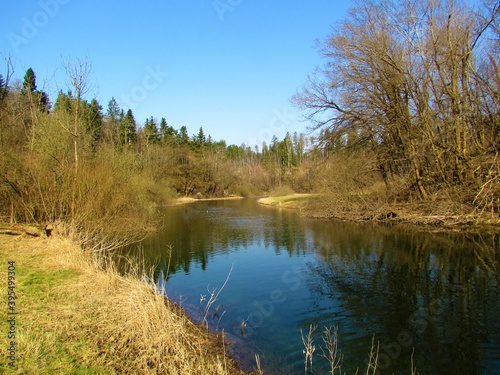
[258,193,500,233]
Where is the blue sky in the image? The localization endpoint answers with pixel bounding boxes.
[1,1,352,147]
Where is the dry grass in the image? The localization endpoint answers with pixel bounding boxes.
[258,194,317,209]
[0,234,245,374]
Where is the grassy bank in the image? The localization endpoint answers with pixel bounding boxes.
[0,233,246,374]
[170,195,245,206]
[257,194,316,209]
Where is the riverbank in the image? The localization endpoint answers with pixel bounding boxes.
[259,194,500,232]
[257,194,317,209]
[170,195,245,206]
[0,233,248,374]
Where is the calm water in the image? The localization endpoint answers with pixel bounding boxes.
[124,199,500,374]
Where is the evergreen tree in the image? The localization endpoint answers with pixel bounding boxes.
[106,97,120,121]
[22,68,36,92]
[37,91,50,112]
[144,116,160,144]
[119,109,137,145]
[86,98,103,148]
[178,125,189,145]
[160,118,177,144]
[21,68,49,111]
[192,127,206,148]
[103,97,121,144]
[0,74,6,102]
[159,117,168,139]
[53,91,73,114]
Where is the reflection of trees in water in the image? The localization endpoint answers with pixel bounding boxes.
[130,201,311,277]
[306,222,500,373]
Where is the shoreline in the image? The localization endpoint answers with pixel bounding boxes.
[169,195,245,206]
[0,233,249,374]
[258,194,500,233]
[257,193,317,208]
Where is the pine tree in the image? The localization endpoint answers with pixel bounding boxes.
[160,117,168,138]
[103,97,121,144]
[106,97,120,121]
[197,127,206,144]
[192,127,206,148]
[144,116,160,144]
[160,118,177,144]
[0,74,6,102]
[119,109,137,145]
[53,91,73,114]
[178,125,189,145]
[21,68,49,111]
[86,98,103,148]
[22,68,36,92]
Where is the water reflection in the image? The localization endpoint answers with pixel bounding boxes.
[307,222,500,373]
[124,199,500,374]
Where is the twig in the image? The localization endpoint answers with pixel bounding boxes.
[202,262,234,328]
[320,325,343,374]
[301,324,317,374]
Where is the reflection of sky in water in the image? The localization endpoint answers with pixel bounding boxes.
[128,199,500,375]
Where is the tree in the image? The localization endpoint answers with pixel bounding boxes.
[22,67,36,92]
[85,98,103,149]
[0,74,6,103]
[53,91,73,113]
[144,116,160,144]
[107,97,120,120]
[192,127,206,148]
[102,97,121,145]
[21,67,49,111]
[160,117,178,145]
[62,57,94,174]
[119,109,137,145]
[159,117,168,141]
[178,125,189,145]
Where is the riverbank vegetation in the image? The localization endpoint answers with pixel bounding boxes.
[293,0,500,227]
[0,234,246,374]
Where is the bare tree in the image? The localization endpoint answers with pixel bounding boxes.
[0,52,14,90]
[62,56,94,173]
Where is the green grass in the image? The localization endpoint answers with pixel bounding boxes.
[0,238,112,374]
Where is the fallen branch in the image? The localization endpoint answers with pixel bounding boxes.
[0,225,42,237]
[0,229,23,236]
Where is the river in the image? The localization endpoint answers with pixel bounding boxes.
[123,198,500,374]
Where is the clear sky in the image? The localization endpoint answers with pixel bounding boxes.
[1,1,352,147]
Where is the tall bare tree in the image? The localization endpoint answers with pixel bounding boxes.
[62,56,94,173]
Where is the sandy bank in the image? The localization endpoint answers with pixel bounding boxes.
[170,195,245,206]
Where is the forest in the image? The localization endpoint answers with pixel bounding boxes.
[1,0,499,247]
